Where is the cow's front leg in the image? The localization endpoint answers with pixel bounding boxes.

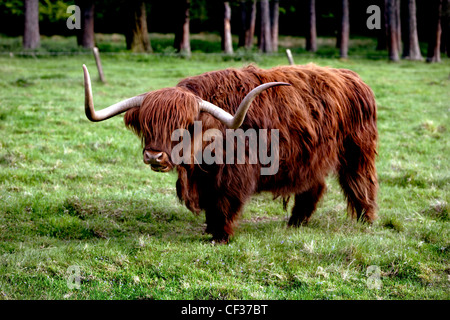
[204,211,231,244]
[204,196,244,244]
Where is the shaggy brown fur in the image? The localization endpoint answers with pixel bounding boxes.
[124,63,378,243]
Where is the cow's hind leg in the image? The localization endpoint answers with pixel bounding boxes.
[338,139,378,223]
[288,180,326,227]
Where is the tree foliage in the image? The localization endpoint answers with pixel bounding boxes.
[0,0,447,61]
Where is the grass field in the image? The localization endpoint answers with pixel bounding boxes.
[0,34,449,300]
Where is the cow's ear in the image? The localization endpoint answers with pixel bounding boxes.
[124,107,141,137]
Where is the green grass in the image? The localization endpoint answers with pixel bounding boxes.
[0,34,449,300]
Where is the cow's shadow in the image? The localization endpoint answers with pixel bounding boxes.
[50,195,301,243]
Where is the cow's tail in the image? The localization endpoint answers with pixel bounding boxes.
[338,70,378,223]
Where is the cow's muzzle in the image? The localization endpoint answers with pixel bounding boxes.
[143,150,172,172]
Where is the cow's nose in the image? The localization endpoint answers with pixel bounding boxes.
[143,151,164,165]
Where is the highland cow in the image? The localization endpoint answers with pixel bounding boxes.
[82,63,378,243]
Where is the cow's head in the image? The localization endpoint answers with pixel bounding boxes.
[82,65,289,172]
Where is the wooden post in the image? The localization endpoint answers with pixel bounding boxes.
[286,49,294,65]
[92,47,106,83]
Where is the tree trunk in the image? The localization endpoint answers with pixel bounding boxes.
[23,0,40,49]
[126,1,152,53]
[306,0,317,52]
[338,0,350,58]
[174,0,191,56]
[223,1,233,54]
[427,0,443,62]
[259,0,272,53]
[245,0,256,49]
[76,0,95,48]
[403,0,422,60]
[270,0,279,52]
[395,0,402,53]
[440,0,450,56]
[386,0,400,61]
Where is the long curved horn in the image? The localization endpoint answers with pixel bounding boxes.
[198,82,291,129]
[83,64,145,122]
